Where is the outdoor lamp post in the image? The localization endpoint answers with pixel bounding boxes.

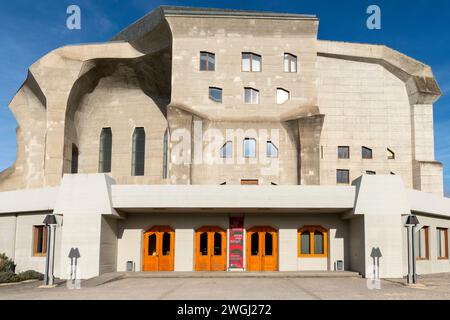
[405,214,420,284]
[43,214,57,286]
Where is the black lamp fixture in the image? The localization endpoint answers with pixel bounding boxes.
[405,214,420,227]
[43,214,57,225]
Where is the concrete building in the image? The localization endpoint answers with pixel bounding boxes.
[0,6,449,280]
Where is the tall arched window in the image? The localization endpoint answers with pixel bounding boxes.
[132,127,146,176]
[162,129,169,179]
[98,128,112,173]
[71,144,79,174]
[298,226,328,258]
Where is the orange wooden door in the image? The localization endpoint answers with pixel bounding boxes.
[142,226,174,271]
[195,227,227,271]
[246,227,278,271]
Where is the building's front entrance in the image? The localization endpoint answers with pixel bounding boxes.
[195,226,227,271]
[246,226,278,271]
[142,226,174,271]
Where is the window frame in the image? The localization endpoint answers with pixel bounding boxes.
[284,53,297,73]
[437,228,449,260]
[243,138,257,158]
[33,225,47,257]
[416,226,430,260]
[337,169,350,185]
[209,87,223,103]
[200,51,215,71]
[242,52,262,72]
[244,87,260,104]
[362,146,373,160]
[338,146,350,159]
[298,226,328,258]
[276,88,290,105]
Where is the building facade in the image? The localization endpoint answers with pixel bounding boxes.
[0,6,449,280]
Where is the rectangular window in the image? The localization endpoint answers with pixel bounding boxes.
[99,128,112,173]
[241,179,259,185]
[242,53,261,72]
[266,141,279,158]
[338,146,350,159]
[284,53,297,73]
[209,87,222,103]
[33,226,47,257]
[276,88,290,104]
[243,138,256,158]
[437,228,449,259]
[71,144,79,174]
[337,169,350,184]
[220,141,232,158]
[415,226,429,260]
[200,52,215,71]
[362,146,373,159]
[244,88,260,104]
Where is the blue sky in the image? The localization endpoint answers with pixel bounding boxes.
[0,0,449,196]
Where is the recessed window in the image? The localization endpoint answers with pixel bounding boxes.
[71,144,79,174]
[209,87,222,103]
[99,128,112,173]
[276,88,290,104]
[242,52,261,72]
[366,171,376,175]
[266,141,278,158]
[131,127,146,176]
[33,226,47,257]
[284,53,297,73]
[298,226,328,257]
[387,148,395,160]
[244,88,260,104]
[243,138,256,158]
[241,179,259,185]
[338,146,350,159]
[337,169,350,184]
[200,52,215,71]
[220,141,233,158]
[437,228,449,260]
[415,226,429,260]
[362,146,373,159]
[162,129,169,179]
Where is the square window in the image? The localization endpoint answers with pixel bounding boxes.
[209,87,222,103]
[200,52,215,71]
[242,53,261,72]
[338,146,350,159]
[276,88,290,104]
[337,169,350,184]
[266,141,278,158]
[244,88,260,104]
[362,147,373,159]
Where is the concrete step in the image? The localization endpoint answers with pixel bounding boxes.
[82,271,361,287]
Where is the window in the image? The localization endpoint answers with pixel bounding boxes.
[362,147,373,159]
[162,129,169,179]
[366,171,376,175]
[266,141,278,158]
[214,233,222,256]
[243,138,256,158]
[209,87,222,103]
[33,226,47,257]
[241,179,259,185]
[148,234,156,256]
[387,148,395,160]
[71,144,79,174]
[298,226,328,257]
[220,141,233,158]
[242,52,261,72]
[99,128,112,173]
[284,53,297,73]
[131,128,146,176]
[338,146,350,159]
[437,228,449,259]
[162,232,171,256]
[276,88,290,104]
[244,88,260,104]
[200,52,215,71]
[337,169,350,184]
[415,226,429,260]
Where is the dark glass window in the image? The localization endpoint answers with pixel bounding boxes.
[387,148,395,160]
[337,169,350,184]
[162,232,171,256]
[338,146,350,159]
[214,233,222,256]
[163,129,169,179]
[366,171,376,175]
[148,234,156,256]
[33,226,47,256]
[71,144,79,174]
[251,233,259,256]
[265,233,273,256]
[200,52,215,71]
[98,128,112,173]
[209,87,222,103]
[300,232,310,255]
[362,146,373,159]
[314,231,324,254]
[132,128,146,176]
[200,232,208,256]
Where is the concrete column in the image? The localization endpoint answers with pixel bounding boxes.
[278,229,297,271]
[174,228,194,271]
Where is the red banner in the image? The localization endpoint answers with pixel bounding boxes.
[229,217,244,269]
